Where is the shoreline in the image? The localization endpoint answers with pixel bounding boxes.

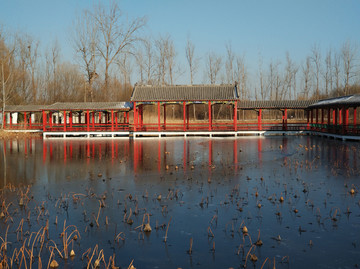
[0,130,42,139]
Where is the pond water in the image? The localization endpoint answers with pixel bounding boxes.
[0,136,359,268]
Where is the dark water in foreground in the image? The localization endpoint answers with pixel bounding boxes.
[0,136,360,268]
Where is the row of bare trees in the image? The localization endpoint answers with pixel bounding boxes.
[1,1,360,115]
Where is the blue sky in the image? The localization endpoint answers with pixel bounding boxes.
[1,0,359,84]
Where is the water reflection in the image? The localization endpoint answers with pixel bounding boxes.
[1,136,360,268]
[1,136,359,188]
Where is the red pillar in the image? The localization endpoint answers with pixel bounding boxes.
[306,110,310,130]
[3,112,6,129]
[49,112,53,129]
[234,101,238,131]
[258,109,262,131]
[327,108,331,131]
[343,107,348,134]
[92,112,95,129]
[183,102,186,131]
[29,112,32,129]
[69,111,73,130]
[339,109,342,125]
[208,101,212,131]
[334,108,338,133]
[140,105,143,129]
[157,102,161,131]
[9,113,12,129]
[354,107,357,134]
[87,110,90,132]
[63,111,67,132]
[163,104,167,130]
[186,104,190,129]
[24,112,27,129]
[321,108,324,128]
[133,102,137,132]
[111,110,114,132]
[42,111,46,131]
[282,109,286,131]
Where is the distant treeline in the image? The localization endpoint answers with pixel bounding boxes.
[1,1,360,107]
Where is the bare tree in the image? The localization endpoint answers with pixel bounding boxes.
[225,42,235,84]
[301,56,312,99]
[333,51,341,93]
[116,53,133,86]
[1,37,16,128]
[45,41,61,103]
[257,55,266,100]
[165,37,176,85]
[323,48,332,96]
[235,55,247,99]
[284,52,297,100]
[311,44,322,98]
[205,52,222,84]
[341,40,358,95]
[92,1,146,92]
[142,37,156,84]
[72,10,98,102]
[155,35,168,85]
[185,37,199,85]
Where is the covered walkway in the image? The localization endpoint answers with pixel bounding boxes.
[307,95,360,136]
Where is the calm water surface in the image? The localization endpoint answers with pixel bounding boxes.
[0,136,359,268]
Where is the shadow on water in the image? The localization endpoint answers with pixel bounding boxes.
[0,136,360,268]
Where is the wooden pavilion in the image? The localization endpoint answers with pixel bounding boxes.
[130,84,316,136]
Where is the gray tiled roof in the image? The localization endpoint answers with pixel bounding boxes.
[44,102,132,111]
[5,105,44,112]
[237,100,318,109]
[308,94,360,108]
[131,84,238,101]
